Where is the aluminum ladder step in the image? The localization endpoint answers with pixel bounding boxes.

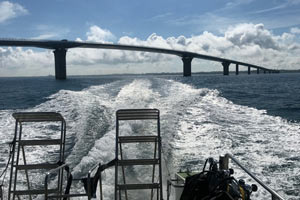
[14,163,59,170]
[12,189,58,195]
[118,159,159,166]
[117,183,160,190]
[18,139,61,146]
[12,112,64,122]
[116,109,159,120]
[118,136,158,143]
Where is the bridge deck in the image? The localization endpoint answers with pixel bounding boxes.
[0,39,279,79]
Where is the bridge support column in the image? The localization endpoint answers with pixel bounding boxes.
[248,66,251,75]
[236,64,239,75]
[222,62,230,75]
[54,48,67,80]
[182,56,193,76]
[257,68,259,74]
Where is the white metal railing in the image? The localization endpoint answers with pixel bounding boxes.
[223,153,285,200]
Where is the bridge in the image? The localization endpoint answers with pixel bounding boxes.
[0,39,279,79]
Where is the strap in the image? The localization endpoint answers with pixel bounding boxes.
[81,159,117,198]
[63,165,73,200]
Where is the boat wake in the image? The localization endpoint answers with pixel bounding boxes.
[0,78,299,199]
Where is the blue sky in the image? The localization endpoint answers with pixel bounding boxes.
[0,0,300,76]
[1,0,300,39]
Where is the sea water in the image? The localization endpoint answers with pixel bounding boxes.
[0,73,299,199]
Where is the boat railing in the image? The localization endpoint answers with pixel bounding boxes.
[44,163,68,199]
[222,153,285,200]
[44,163,92,199]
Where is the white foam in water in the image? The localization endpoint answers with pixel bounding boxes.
[0,78,299,199]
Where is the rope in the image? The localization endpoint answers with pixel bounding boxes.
[0,140,15,186]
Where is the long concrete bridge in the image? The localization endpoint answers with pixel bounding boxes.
[0,39,279,79]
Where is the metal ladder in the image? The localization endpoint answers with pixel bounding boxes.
[8,112,66,200]
[115,109,163,200]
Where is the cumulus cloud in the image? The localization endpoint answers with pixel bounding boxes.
[67,23,300,73]
[225,23,280,50]
[0,1,28,23]
[1,23,300,76]
[86,26,116,42]
[0,47,53,76]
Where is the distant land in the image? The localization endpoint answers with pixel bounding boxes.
[1,69,299,78]
[141,69,300,76]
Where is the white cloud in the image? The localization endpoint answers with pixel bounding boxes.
[31,34,58,40]
[225,0,255,8]
[251,0,300,14]
[0,47,53,76]
[167,13,245,34]
[225,23,280,50]
[1,24,300,77]
[86,25,116,42]
[167,0,300,33]
[149,12,172,21]
[288,0,300,5]
[31,25,70,40]
[0,1,28,23]
[66,24,300,73]
[291,27,300,34]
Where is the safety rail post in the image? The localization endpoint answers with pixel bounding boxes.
[225,153,285,200]
[87,173,91,200]
[99,171,103,200]
[0,185,3,200]
[167,180,170,200]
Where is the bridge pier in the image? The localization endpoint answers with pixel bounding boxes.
[236,64,239,75]
[54,48,67,80]
[248,66,251,75]
[222,62,230,75]
[182,56,193,76]
[257,68,259,74]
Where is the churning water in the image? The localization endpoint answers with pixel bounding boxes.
[0,73,299,199]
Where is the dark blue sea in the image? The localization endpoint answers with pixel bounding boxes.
[0,73,299,199]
